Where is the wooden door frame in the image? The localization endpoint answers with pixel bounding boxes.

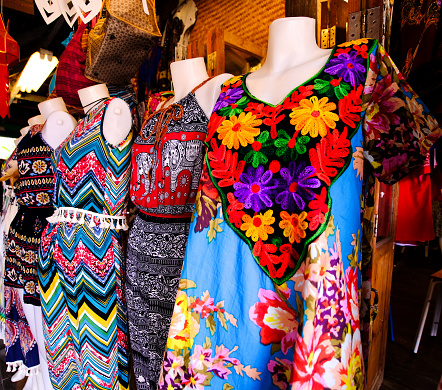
[367,180,399,390]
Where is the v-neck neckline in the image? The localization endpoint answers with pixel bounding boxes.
[154,92,210,123]
[241,45,338,107]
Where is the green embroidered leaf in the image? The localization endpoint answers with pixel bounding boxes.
[272,237,282,247]
[207,217,223,242]
[217,310,228,330]
[236,96,249,105]
[223,384,234,390]
[183,347,191,362]
[203,336,212,349]
[270,342,282,355]
[335,83,351,99]
[192,311,201,324]
[313,79,330,94]
[257,130,270,143]
[295,135,310,154]
[325,215,335,238]
[305,295,316,320]
[203,372,214,386]
[206,315,216,335]
[179,279,197,290]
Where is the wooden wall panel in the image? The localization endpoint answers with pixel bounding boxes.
[4,0,34,15]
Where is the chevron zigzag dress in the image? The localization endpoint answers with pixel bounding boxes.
[38,98,133,390]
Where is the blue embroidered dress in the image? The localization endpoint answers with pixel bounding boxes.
[158,39,441,390]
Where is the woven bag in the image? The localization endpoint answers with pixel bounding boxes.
[55,22,96,107]
[85,0,161,85]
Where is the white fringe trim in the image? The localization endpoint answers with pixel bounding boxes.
[47,207,128,231]
[7,361,40,377]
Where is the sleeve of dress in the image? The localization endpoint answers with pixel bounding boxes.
[362,41,442,184]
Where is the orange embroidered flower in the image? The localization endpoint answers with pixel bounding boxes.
[289,96,338,138]
[279,211,308,244]
[338,38,369,47]
[241,210,275,241]
[223,75,242,86]
[217,112,262,150]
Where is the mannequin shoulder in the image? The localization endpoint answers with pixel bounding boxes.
[102,98,132,147]
[41,111,77,150]
[194,73,234,118]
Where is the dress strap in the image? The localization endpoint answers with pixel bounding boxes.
[191,76,214,94]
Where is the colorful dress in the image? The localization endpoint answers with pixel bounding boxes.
[38,98,133,390]
[158,39,441,390]
[4,129,54,305]
[127,89,209,390]
[3,129,53,375]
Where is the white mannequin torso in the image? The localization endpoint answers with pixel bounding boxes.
[161,57,232,118]
[38,98,77,150]
[246,17,333,106]
[78,84,132,147]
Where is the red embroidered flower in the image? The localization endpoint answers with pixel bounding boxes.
[249,288,298,354]
[269,160,281,173]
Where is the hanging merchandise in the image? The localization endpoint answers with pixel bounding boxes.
[55,22,96,108]
[72,0,103,24]
[58,0,79,28]
[0,17,19,118]
[173,0,197,61]
[85,0,161,85]
[34,0,62,24]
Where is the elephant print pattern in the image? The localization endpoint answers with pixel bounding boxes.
[127,89,210,390]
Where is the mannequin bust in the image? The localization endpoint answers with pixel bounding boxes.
[78,84,132,147]
[28,114,44,127]
[38,98,77,150]
[246,17,333,106]
[162,57,232,118]
[14,115,45,147]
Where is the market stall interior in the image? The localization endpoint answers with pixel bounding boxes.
[0,0,441,390]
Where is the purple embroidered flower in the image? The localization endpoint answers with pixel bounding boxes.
[233,165,278,213]
[325,51,365,87]
[214,87,244,111]
[276,161,321,212]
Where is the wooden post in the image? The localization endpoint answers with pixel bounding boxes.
[207,27,225,76]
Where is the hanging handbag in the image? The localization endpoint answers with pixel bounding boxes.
[85,0,161,85]
[55,21,96,108]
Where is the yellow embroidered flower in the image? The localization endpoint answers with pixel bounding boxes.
[223,75,242,86]
[32,160,47,174]
[217,112,262,150]
[289,96,338,138]
[279,211,308,244]
[338,38,369,47]
[167,290,200,351]
[36,192,50,205]
[241,210,275,241]
[24,250,36,264]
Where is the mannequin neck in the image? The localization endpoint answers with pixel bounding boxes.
[38,98,67,121]
[261,17,328,74]
[78,84,110,114]
[170,58,209,103]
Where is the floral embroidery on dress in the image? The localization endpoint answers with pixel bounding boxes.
[202,44,364,284]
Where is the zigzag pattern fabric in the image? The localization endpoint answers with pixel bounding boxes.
[38,98,133,390]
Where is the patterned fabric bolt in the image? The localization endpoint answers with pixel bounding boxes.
[38,98,133,390]
[127,91,209,390]
[158,39,441,390]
